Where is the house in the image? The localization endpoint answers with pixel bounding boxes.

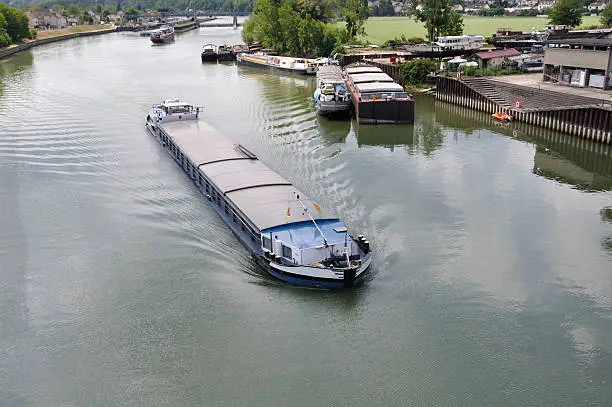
[475,48,521,68]
[588,1,608,12]
[107,11,125,25]
[543,33,612,89]
[26,10,67,30]
[452,4,464,11]
[87,10,101,24]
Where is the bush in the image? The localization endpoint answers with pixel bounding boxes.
[0,29,10,47]
[383,35,426,47]
[400,58,438,85]
[29,28,36,39]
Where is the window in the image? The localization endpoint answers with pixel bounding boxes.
[262,236,271,250]
[282,245,292,259]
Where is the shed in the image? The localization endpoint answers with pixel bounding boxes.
[475,48,521,69]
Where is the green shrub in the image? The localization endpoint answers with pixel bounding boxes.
[400,58,438,85]
[29,28,36,39]
[0,29,10,47]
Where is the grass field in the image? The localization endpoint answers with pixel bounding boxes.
[36,24,114,40]
[358,16,601,44]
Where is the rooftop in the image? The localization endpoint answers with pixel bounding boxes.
[475,48,521,60]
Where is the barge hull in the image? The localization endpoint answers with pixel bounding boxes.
[237,58,312,75]
[353,99,415,124]
[145,117,370,287]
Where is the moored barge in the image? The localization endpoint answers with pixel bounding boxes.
[314,65,351,117]
[236,53,317,75]
[343,64,415,124]
[145,99,372,288]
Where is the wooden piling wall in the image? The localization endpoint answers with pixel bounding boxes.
[436,76,612,144]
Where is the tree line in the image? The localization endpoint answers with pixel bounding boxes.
[0,4,34,47]
[242,0,369,57]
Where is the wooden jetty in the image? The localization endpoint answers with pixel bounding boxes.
[436,76,612,143]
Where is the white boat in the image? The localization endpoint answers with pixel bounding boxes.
[435,35,485,51]
[145,99,372,288]
[150,25,175,44]
[201,44,218,62]
[236,53,317,75]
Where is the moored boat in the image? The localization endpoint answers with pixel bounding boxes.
[217,44,234,61]
[145,99,372,288]
[201,44,218,62]
[492,112,513,122]
[314,65,351,117]
[150,25,175,44]
[343,63,415,124]
[236,53,317,75]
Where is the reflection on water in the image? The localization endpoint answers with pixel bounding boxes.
[436,99,612,191]
[0,52,34,96]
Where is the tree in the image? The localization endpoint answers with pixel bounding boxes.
[125,7,139,20]
[548,0,584,27]
[412,0,463,42]
[601,3,612,27]
[400,58,438,85]
[96,4,102,13]
[442,10,463,36]
[343,0,369,39]
[0,12,10,47]
[0,4,30,42]
[116,2,123,12]
[378,0,395,16]
[66,4,81,16]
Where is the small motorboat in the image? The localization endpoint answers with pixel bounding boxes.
[492,112,512,122]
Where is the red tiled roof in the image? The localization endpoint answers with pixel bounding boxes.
[475,48,521,60]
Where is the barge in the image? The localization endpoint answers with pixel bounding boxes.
[343,64,415,124]
[314,65,351,117]
[150,25,175,44]
[145,99,372,288]
[236,53,317,75]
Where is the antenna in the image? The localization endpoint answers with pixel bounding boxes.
[294,192,328,246]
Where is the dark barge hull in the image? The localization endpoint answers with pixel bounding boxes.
[145,118,368,288]
[151,37,174,44]
[237,57,311,75]
[351,97,415,124]
[201,53,218,62]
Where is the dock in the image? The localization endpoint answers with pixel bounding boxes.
[436,76,612,143]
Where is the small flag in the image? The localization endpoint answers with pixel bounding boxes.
[286,207,291,218]
[313,203,322,214]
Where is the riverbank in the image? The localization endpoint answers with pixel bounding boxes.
[0,25,116,60]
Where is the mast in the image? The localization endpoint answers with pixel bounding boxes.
[294,193,328,246]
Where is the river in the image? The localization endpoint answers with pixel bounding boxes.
[1,26,611,407]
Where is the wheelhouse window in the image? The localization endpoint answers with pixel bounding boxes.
[262,236,271,250]
[282,245,292,259]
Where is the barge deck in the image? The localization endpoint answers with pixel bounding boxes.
[145,100,372,287]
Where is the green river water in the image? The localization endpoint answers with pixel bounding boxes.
[1,24,612,407]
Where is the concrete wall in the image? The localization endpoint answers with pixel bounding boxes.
[544,48,610,70]
[0,27,116,60]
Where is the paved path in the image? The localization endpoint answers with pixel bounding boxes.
[488,74,612,104]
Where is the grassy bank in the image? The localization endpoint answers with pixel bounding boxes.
[35,24,114,40]
[355,16,601,44]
